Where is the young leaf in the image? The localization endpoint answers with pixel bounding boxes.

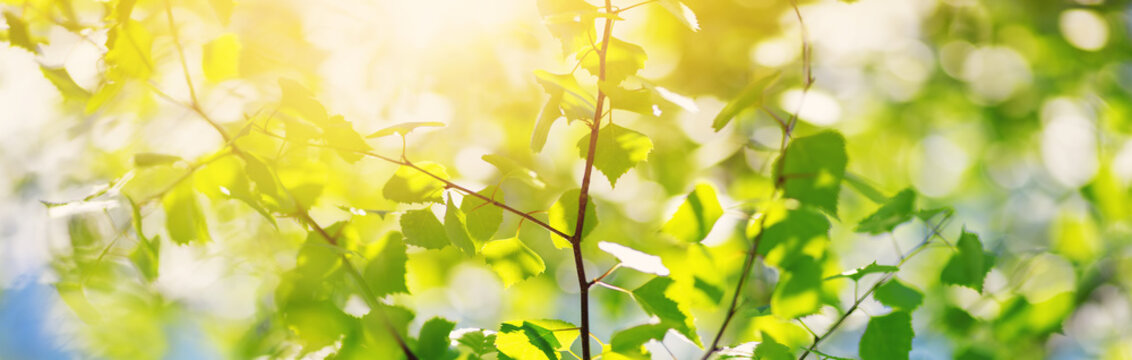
[400,209,449,250]
[658,0,700,31]
[39,66,91,102]
[3,12,35,52]
[445,195,478,254]
[576,123,653,187]
[712,72,778,131]
[597,241,669,276]
[363,232,409,297]
[496,319,578,360]
[609,323,668,355]
[536,0,598,56]
[383,162,449,204]
[460,187,503,243]
[321,115,372,163]
[874,278,924,311]
[631,277,702,347]
[940,230,995,292]
[163,180,209,245]
[581,38,647,85]
[770,256,822,319]
[126,197,159,282]
[202,33,241,82]
[843,172,887,204]
[534,70,595,122]
[856,188,916,234]
[207,0,235,25]
[776,131,847,217]
[482,237,546,287]
[753,333,792,360]
[531,100,562,153]
[417,317,457,360]
[825,261,899,282]
[661,183,723,243]
[366,121,445,138]
[106,20,154,79]
[454,328,497,357]
[279,78,328,125]
[548,189,597,248]
[133,153,182,167]
[859,311,914,360]
[280,300,354,350]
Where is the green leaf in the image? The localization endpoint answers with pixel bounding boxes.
[163,179,209,245]
[843,172,887,204]
[536,0,598,56]
[548,189,597,248]
[576,123,653,187]
[941,306,976,335]
[39,65,91,102]
[658,0,700,31]
[460,187,503,243]
[531,100,561,153]
[321,115,372,163]
[609,323,668,356]
[482,237,546,287]
[279,78,328,125]
[753,333,793,360]
[661,183,723,243]
[874,278,923,311]
[202,33,240,82]
[366,121,446,138]
[581,38,646,85]
[940,230,995,293]
[126,197,159,283]
[712,72,778,131]
[856,188,916,234]
[400,209,449,250]
[482,154,545,188]
[417,317,457,360]
[383,162,449,204]
[859,311,914,360]
[826,261,899,282]
[363,232,409,297]
[296,224,344,279]
[770,256,822,319]
[631,277,702,347]
[281,300,354,350]
[106,20,154,79]
[133,153,182,167]
[496,320,578,360]
[455,329,497,357]
[534,70,595,122]
[444,195,478,254]
[759,208,830,269]
[776,131,847,217]
[3,12,35,52]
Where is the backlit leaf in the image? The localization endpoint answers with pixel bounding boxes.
[460,186,503,243]
[582,38,646,85]
[496,319,578,360]
[598,241,669,276]
[548,189,597,248]
[576,123,653,187]
[658,0,700,31]
[661,183,723,243]
[856,188,916,234]
[202,33,241,82]
[771,256,822,319]
[874,278,923,311]
[445,195,478,254]
[631,277,701,347]
[712,72,778,130]
[106,20,154,79]
[3,12,35,52]
[482,237,546,287]
[400,208,449,250]
[39,65,90,102]
[776,131,847,217]
[163,179,209,245]
[363,232,409,297]
[417,317,457,360]
[383,162,448,204]
[826,261,899,282]
[859,311,914,360]
[940,230,995,292]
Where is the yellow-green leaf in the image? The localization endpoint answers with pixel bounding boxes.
[576,123,653,187]
[548,189,597,248]
[661,183,723,243]
[202,33,241,82]
[482,237,545,287]
[400,209,449,250]
[383,162,448,204]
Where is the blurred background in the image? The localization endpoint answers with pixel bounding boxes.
[1,0,1131,358]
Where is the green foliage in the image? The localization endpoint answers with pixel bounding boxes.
[661,182,723,243]
[384,162,449,204]
[874,279,924,312]
[363,232,409,297]
[496,319,578,360]
[776,131,847,217]
[859,311,914,360]
[856,188,916,234]
[482,237,546,287]
[631,277,701,347]
[548,189,597,246]
[162,179,209,245]
[577,123,653,187]
[417,317,458,360]
[940,230,995,293]
[400,208,450,249]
